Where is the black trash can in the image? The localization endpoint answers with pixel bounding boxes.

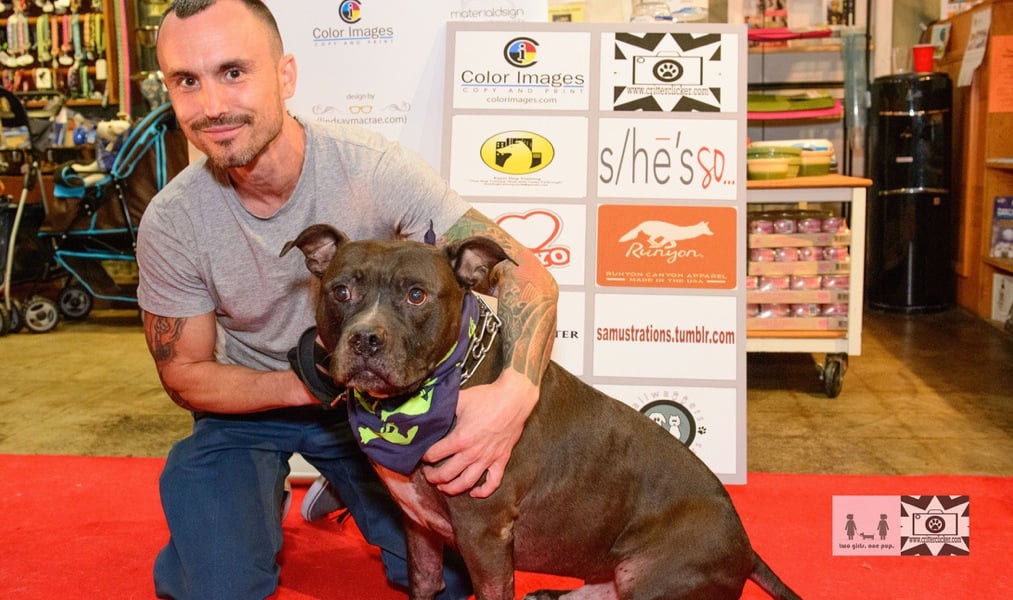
[865,72,953,313]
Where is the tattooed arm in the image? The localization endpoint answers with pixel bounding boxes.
[142,311,317,413]
[421,208,559,497]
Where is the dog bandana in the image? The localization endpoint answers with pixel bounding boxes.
[346,293,480,475]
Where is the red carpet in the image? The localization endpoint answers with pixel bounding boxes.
[1,454,1009,599]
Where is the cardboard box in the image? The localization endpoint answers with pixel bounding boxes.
[747,316,848,331]
[747,289,850,304]
[992,273,1013,323]
[989,196,1013,259]
[749,231,851,248]
[748,259,850,276]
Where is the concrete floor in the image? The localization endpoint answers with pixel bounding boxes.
[1,304,1011,476]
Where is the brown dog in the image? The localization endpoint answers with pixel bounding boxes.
[282,226,800,600]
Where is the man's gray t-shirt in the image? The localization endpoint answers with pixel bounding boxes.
[136,121,470,372]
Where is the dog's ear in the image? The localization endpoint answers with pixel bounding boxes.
[280,224,349,279]
[444,237,517,293]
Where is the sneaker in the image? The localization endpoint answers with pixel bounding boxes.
[301,476,347,522]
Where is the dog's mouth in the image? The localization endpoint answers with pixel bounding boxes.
[336,357,428,399]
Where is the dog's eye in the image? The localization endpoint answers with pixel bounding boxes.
[333,285,351,302]
[406,287,427,306]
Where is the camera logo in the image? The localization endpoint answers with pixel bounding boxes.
[339,0,362,24]
[504,37,539,68]
[633,54,703,85]
[912,510,958,536]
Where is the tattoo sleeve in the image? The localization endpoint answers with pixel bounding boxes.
[442,208,559,386]
[144,315,194,411]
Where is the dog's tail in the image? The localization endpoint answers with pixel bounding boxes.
[749,551,802,599]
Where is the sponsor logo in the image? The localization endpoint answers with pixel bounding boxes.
[496,209,571,268]
[618,219,714,257]
[503,36,538,68]
[480,131,554,175]
[338,0,361,24]
[641,399,698,446]
[633,54,704,85]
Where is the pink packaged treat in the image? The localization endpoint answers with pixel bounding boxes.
[758,275,791,290]
[746,303,760,317]
[823,246,850,260]
[822,303,848,316]
[822,216,845,232]
[759,303,791,318]
[790,275,823,290]
[749,247,776,262]
[774,247,799,262]
[773,218,796,234]
[749,219,774,233]
[797,217,823,233]
[797,246,821,261]
[822,275,850,289]
[745,276,758,290]
[790,303,823,317]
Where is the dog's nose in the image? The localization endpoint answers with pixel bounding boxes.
[349,329,386,356]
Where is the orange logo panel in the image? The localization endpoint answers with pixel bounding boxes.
[597,205,737,289]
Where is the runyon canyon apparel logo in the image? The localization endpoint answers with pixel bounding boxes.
[619,220,714,259]
[596,205,736,290]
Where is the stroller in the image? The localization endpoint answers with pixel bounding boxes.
[0,89,65,335]
[39,101,188,323]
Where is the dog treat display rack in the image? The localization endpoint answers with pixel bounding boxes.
[746,174,871,397]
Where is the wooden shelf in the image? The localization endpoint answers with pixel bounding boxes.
[984,256,1013,274]
[936,0,1013,321]
[985,158,1013,170]
[747,174,872,190]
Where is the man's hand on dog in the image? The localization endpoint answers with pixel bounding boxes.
[422,369,538,498]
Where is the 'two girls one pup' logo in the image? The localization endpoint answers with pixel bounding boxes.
[312,0,394,44]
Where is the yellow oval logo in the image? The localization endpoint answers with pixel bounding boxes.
[479,131,555,175]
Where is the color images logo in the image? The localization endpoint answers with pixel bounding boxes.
[503,37,538,68]
[339,0,361,24]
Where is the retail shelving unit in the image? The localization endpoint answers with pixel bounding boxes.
[936,0,1013,328]
[745,174,871,397]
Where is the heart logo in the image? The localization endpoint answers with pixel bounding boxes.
[496,210,561,252]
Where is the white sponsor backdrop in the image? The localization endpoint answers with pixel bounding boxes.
[445,23,748,482]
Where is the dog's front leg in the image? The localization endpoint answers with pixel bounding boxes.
[405,518,447,600]
[452,516,517,600]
